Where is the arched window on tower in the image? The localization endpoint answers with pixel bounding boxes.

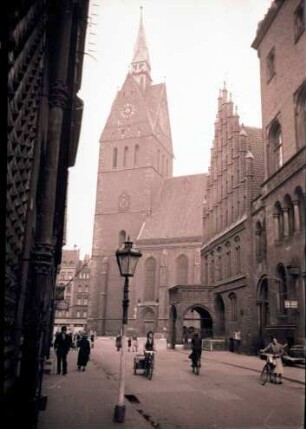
[176,254,188,284]
[113,147,118,168]
[123,146,129,168]
[134,144,139,166]
[144,257,156,302]
[294,81,306,149]
[267,120,283,175]
[118,230,126,248]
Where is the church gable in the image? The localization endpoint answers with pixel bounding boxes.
[100,74,154,142]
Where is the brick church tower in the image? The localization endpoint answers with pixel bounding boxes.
[88,11,173,335]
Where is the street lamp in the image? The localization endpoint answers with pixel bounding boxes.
[113,237,142,423]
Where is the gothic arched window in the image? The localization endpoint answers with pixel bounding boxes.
[118,230,126,248]
[176,254,188,284]
[273,202,283,241]
[268,120,283,175]
[123,146,128,168]
[294,82,306,149]
[134,144,139,166]
[144,257,156,302]
[284,194,295,235]
[113,147,118,168]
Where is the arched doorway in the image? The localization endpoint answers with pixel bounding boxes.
[169,305,177,349]
[215,294,225,336]
[183,305,213,339]
[139,307,155,335]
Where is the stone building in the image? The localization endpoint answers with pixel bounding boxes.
[87,12,207,339]
[200,86,264,354]
[54,249,91,335]
[251,0,305,348]
[5,1,89,426]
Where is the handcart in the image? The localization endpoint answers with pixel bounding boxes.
[133,351,154,379]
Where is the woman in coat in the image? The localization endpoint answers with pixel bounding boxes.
[77,333,91,371]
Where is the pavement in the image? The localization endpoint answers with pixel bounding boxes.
[38,337,305,429]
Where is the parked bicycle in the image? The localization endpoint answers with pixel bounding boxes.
[259,353,276,385]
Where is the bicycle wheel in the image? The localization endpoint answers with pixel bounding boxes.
[260,365,269,385]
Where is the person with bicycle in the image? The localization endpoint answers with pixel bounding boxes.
[189,331,202,372]
[260,337,285,384]
[143,331,155,370]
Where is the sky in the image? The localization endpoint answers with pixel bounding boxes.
[64,0,272,258]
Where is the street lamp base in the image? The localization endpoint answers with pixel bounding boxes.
[113,405,126,423]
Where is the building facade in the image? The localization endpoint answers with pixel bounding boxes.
[251,0,305,348]
[5,1,89,427]
[88,1,305,354]
[54,249,91,334]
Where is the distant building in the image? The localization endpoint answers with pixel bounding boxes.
[251,0,305,348]
[54,249,91,334]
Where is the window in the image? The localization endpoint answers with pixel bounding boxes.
[77,311,81,318]
[84,298,88,306]
[229,292,238,321]
[134,144,139,166]
[113,147,118,168]
[118,230,126,248]
[144,258,156,301]
[284,194,295,235]
[77,298,82,305]
[78,285,82,292]
[83,311,87,318]
[294,2,305,42]
[268,120,283,174]
[123,146,128,167]
[276,264,287,314]
[266,47,275,82]
[85,285,89,293]
[273,202,283,241]
[294,82,306,149]
[176,254,188,284]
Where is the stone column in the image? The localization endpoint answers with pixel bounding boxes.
[273,213,279,241]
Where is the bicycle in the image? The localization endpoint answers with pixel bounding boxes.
[144,350,155,380]
[259,354,276,385]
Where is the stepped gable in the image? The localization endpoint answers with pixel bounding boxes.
[244,126,264,196]
[137,173,207,242]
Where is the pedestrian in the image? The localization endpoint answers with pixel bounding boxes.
[90,331,95,349]
[260,337,285,384]
[127,337,132,352]
[54,326,72,375]
[143,331,155,369]
[115,334,122,351]
[77,333,91,371]
[189,331,202,370]
[132,335,138,352]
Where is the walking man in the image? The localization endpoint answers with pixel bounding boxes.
[54,326,72,375]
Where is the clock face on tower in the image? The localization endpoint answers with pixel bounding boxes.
[121,102,135,119]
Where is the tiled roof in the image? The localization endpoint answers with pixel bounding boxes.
[137,173,207,242]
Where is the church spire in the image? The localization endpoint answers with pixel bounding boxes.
[130,7,152,89]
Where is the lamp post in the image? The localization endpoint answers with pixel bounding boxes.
[113,237,142,423]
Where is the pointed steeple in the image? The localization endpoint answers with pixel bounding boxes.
[130,7,152,90]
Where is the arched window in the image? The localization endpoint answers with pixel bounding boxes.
[276,264,288,314]
[235,236,241,274]
[229,292,238,321]
[144,258,156,302]
[118,230,126,248]
[225,241,231,278]
[273,202,283,241]
[123,146,128,167]
[113,147,118,168]
[268,120,283,175]
[294,186,305,231]
[176,254,188,284]
[255,221,264,262]
[134,145,139,166]
[217,246,222,281]
[284,194,295,235]
[294,82,306,149]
